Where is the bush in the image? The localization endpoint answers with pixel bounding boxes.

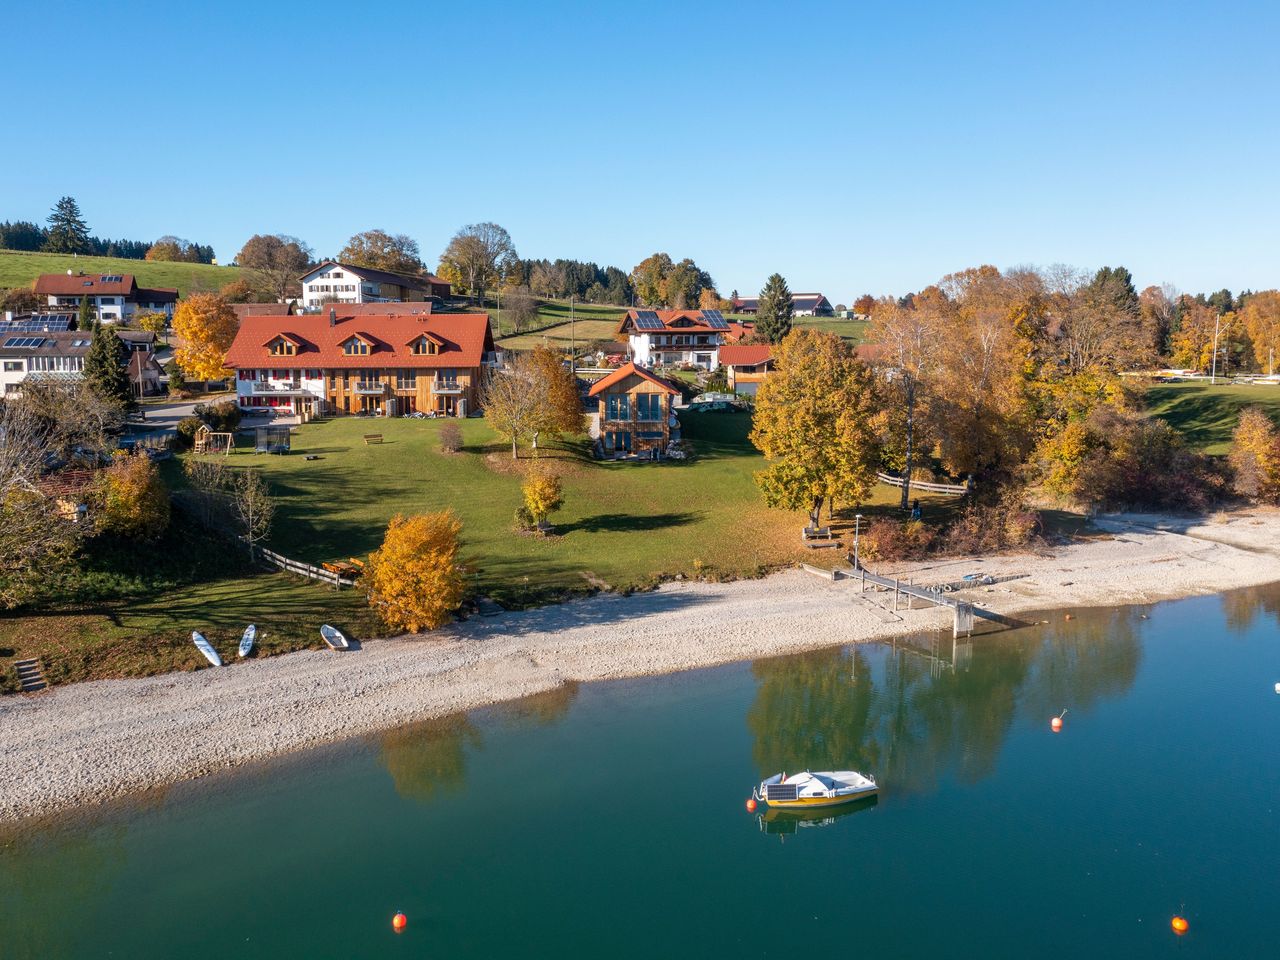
[439,421,462,455]
[175,416,203,449]
[95,453,171,541]
[1229,407,1280,503]
[195,399,242,433]
[859,518,935,562]
[513,505,536,532]
[946,490,1040,555]
[164,359,186,392]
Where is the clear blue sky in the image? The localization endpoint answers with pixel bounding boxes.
[6,0,1278,300]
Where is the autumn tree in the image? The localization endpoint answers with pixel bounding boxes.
[217,279,257,304]
[755,274,794,344]
[1229,407,1280,503]
[173,293,239,381]
[96,452,170,540]
[853,294,876,316]
[500,284,539,333]
[136,312,168,338]
[1139,284,1178,358]
[83,323,134,409]
[1169,299,1221,371]
[0,286,42,313]
[439,223,518,301]
[44,196,90,253]
[482,346,585,458]
[231,468,274,559]
[522,467,564,531]
[364,511,466,632]
[235,234,314,301]
[339,229,423,275]
[750,329,879,529]
[1240,290,1280,375]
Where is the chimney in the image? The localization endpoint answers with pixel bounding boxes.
[329,307,336,327]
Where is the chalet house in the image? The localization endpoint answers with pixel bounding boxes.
[300,261,451,311]
[34,273,178,322]
[731,293,834,317]
[718,344,776,396]
[223,309,497,418]
[616,309,737,370]
[0,329,163,397]
[587,363,682,459]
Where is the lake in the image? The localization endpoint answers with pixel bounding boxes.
[3,587,1278,958]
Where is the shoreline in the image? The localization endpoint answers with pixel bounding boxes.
[4,508,1280,825]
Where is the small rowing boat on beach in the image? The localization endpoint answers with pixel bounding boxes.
[192,632,222,667]
[753,770,878,809]
[239,625,256,658]
[320,624,350,651]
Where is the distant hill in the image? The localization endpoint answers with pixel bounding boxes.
[0,250,242,298]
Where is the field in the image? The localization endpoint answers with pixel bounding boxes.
[0,249,242,297]
[793,316,869,341]
[1145,380,1280,454]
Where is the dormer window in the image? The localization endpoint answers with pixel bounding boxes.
[411,335,441,355]
[342,336,371,356]
[268,336,297,356]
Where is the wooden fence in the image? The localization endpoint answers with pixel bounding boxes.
[876,472,971,495]
[258,546,357,588]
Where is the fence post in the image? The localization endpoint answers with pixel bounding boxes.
[894,580,899,611]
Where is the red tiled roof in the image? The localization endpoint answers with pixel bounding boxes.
[319,302,434,316]
[587,362,682,397]
[224,312,494,370]
[232,303,294,318]
[725,321,754,342]
[718,344,773,367]
[35,273,137,296]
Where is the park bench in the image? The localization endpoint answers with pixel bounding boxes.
[363,433,383,445]
[802,525,832,540]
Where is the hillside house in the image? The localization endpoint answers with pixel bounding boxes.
[300,261,450,310]
[0,329,163,398]
[34,273,178,322]
[587,363,682,459]
[731,293,834,317]
[718,344,776,396]
[223,308,497,417]
[616,309,738,370]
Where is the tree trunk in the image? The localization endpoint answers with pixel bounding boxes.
[809,496,823,528]
[901,379,915,513]
[511,436,518,460]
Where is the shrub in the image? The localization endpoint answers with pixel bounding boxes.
[195,399,242,433]
[945,490,1040,555]
[164,359,186,392]
[1229,407,1280,503]
[439,421,462,455]
[858,518,935,562]
[175,416,203,449]
[95,453,171,541]
[521,467,563,530]
[513,505,536,532]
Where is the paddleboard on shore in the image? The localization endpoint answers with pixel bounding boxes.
[192,631,223,667]
[320,624,350,651]
[239,624,256,658]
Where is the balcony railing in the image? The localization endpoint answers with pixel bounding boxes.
[353,381,387,394]
[433,378,463,393]
[250,380,302,393]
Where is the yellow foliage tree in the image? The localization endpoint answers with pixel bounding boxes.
[364,511,466,632]
[173,293,238,381]
[750,329,879,527]
[522,467,563,529]
[136,312,168,337]
[96,452,171,540]
[1240,291,1280,374]
[1229,407,1280,503]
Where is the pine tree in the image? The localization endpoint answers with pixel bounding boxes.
[84,323,134,409]
[76,294,93,330]
[44,196,91,253]
[756,273,794,344]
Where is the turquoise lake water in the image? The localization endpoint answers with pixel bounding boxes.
[2,587,1279,958]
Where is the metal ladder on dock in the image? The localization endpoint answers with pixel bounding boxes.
[13,658,48,693]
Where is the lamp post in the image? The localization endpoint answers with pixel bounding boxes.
[854,513,864,569]
[1210,312,1222,384]
[570,295,576,375]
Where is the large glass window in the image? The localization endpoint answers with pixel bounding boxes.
[635,394,662,421]
[606,394,629,420]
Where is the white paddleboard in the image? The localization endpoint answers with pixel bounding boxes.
[192,631,223,667]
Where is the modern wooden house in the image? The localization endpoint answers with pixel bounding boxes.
[718,344,775,395]
[586,362,682,459]
[224,309,497,417]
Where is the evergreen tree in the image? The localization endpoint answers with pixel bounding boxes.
[84,323,134,409]
[756,273,794,344]
[76,294,93,330]
[44,196,91,253]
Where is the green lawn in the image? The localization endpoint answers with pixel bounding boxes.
[1145,380,1280,454]
[0,249,242,297]
[794,317,869,342]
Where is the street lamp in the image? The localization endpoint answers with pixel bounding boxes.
[853,513,864,569]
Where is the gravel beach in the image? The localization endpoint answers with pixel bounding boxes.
[4,508,1280,824]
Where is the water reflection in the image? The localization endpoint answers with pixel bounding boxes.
[379,715,483,803]
[758,795,878,838]
[748,604,1150,796]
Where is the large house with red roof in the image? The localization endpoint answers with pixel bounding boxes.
[300,261,451,311]
[586,362,683,459]
[616,308,748,370]
[718,344,776,396]
[223,307,497,417]
[34,272,178,323]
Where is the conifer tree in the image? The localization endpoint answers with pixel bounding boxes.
[77,294,93,330]
[83,323,134,410]
[756,273,794,344]
[45,196,91,253]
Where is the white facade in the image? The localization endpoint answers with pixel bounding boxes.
[1,355,27,395]
[236,366,326,415]
[629,332,722,370]
[301,266,363,310]
[44,293,175,322]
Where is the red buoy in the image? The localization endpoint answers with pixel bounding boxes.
[745,797,757,813]
[1050,717,1062,733]
[392,912,408,932]
[1171,916,1188,935]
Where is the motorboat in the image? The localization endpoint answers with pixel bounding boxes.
[320,624,350,650]
[753,770,878,809]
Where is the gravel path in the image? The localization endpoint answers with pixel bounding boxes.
[5,508,1280,824]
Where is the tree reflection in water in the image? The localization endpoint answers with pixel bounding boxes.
[748,603,1150,796]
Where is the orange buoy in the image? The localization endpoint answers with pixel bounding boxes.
[1064,613,1073,621]
[746,797,757,813]
[1050,717,1062,733]
[1171,916,1188,935]
[392,912,408,932]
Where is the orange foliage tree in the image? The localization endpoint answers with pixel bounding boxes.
[364,511,466,632]
[173,293,238,381]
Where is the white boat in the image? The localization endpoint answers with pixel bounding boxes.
[192,631,222,667]
[320,624,350,650]
[239,624,256,658]
[753,770,878,809]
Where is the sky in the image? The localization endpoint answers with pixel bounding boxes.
[5,0,1279,301]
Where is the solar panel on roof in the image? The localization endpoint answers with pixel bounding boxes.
[633,310,664,330]
[0,316,73,332]
[701,309,729,329]
[3,336,46,348]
